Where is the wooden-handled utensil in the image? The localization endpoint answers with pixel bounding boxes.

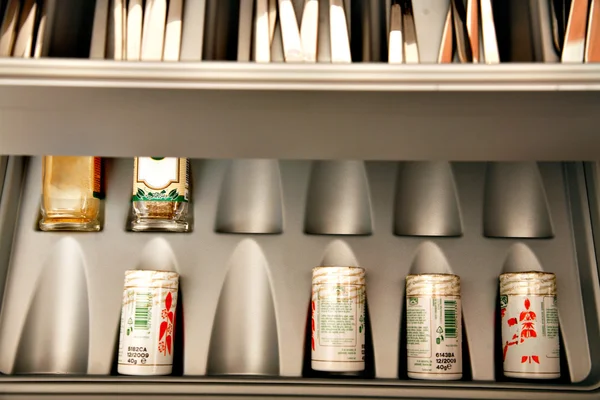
[586,0,599,62]
[466,0,479,62]
[401,0,419,63]
[562,0,588,62]
[451,0,473,63]
[0,0,20,57]
[438,3,454,63]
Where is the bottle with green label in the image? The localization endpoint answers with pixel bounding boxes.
[131,157,191,232]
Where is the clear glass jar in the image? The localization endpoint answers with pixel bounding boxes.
[131,157,191,232]
[39,156,102,232]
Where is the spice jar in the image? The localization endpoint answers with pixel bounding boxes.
[406,273,462,380]
[39,156,102,231]
[118,270,179,375]
[499,271,560,379]
[311,266,366,373]
[131,157,191,232]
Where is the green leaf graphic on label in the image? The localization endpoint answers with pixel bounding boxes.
[500,295,508,308]
[132,187,186,202]
[409,297,418,306]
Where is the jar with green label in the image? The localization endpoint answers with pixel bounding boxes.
[311,266,366,373]
[406,273,462,380]
[131,157,191,232]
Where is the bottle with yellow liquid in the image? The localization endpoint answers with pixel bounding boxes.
[39,156,102,232]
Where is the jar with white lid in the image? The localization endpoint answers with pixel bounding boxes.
[405,273,462,380]
[499,271,559,379]
[118,270,179,375]
[311,266,366,373]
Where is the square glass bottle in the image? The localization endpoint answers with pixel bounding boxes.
[39,156,102,232]
[131,157,191,232]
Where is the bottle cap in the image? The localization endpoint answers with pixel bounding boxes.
[406,273,461,297]
[499,271,556,296]
[124,269,179,289]
[312,266,366,285]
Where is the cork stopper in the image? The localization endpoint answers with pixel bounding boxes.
[499,271,556,296]
[406,273,461,297]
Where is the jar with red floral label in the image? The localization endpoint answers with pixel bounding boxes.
[118,270,179,375]
[500,272,560,379]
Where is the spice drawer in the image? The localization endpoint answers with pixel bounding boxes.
[0,156,598,398]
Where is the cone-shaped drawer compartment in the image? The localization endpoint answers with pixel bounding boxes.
[0,158,598,399]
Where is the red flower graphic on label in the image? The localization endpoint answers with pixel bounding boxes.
[521,355,540,364]
[158,292,175,356]
[159,321,167,340]
[504,297,540,363]
[166,292,172,310]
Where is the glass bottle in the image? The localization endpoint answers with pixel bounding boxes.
[40,156,102,231]
[131,157,191,232]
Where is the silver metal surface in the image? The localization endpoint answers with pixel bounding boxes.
[1,62,600,159]
[0,157,24,311]
[2,59,600,89]
[12,238,89,374]
[408,241,454,274]
[207,239,279,375]
[304,161,372,235]
[215,160,283,234]
[502,243,545,273]
[393,161,462,237]
[483,162,554,238]
[0,376,598,399]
